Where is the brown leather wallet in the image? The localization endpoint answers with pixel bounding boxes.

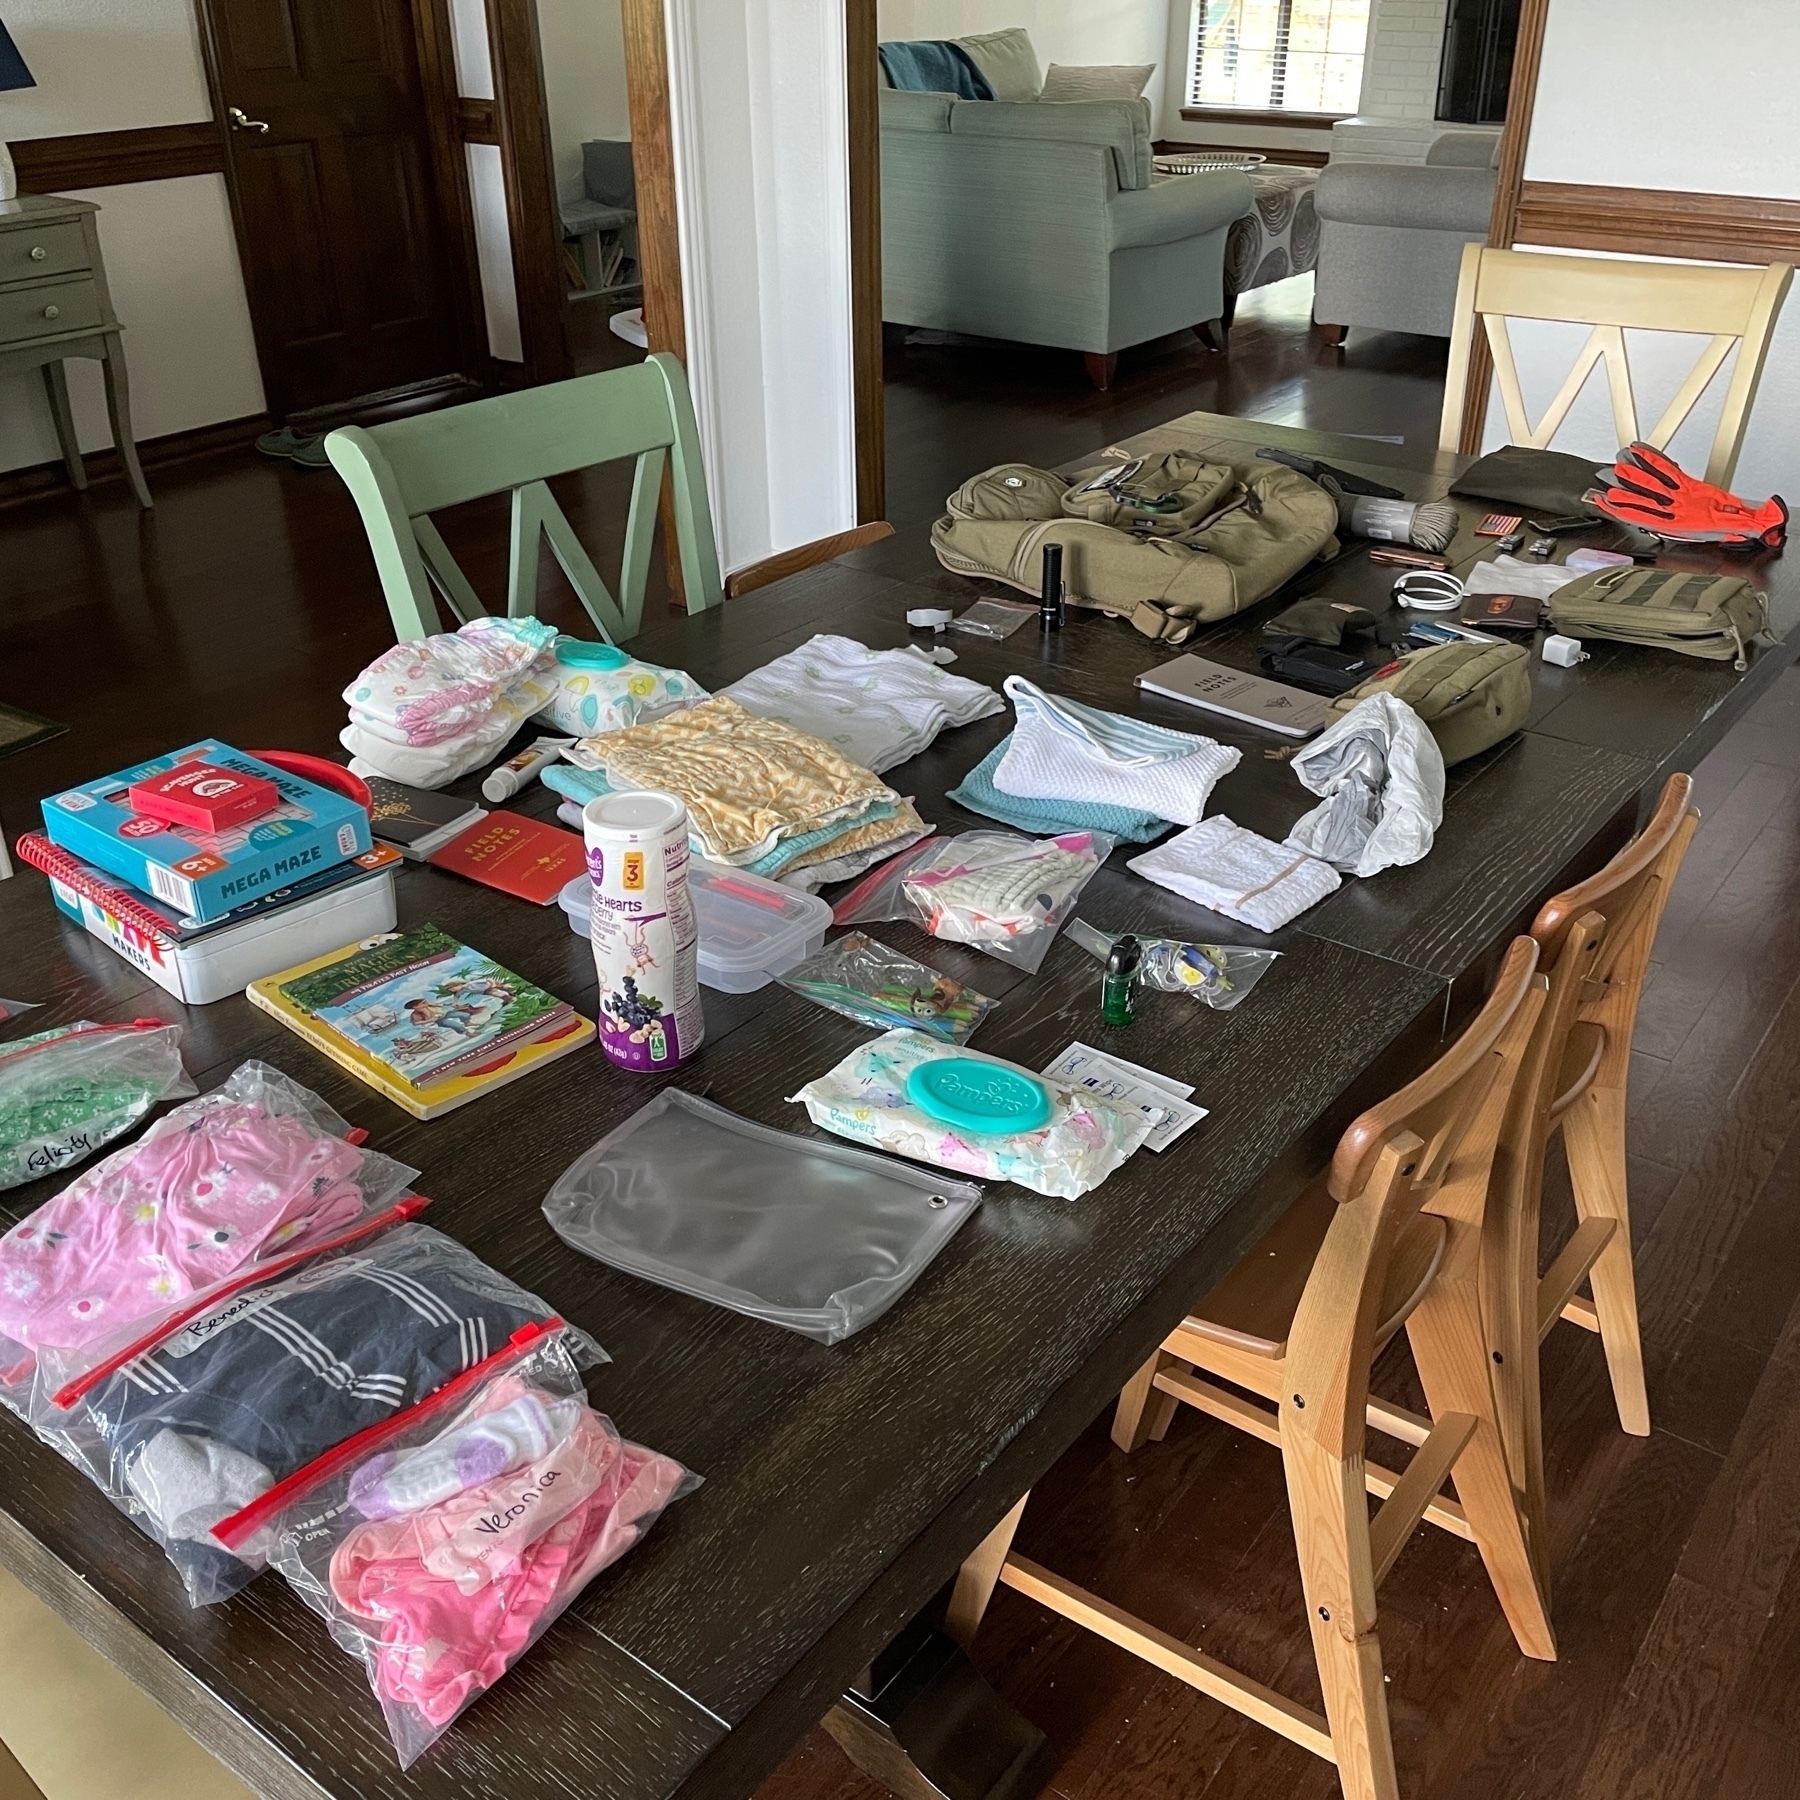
[1458,592,1543,633]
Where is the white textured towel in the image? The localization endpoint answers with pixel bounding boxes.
[993,677,1240,826]
[1127,816,1341,933]
[722,635,1003,774]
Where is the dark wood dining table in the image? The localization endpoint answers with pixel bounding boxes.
[0,412,1794,1800]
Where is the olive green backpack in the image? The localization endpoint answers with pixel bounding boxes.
[1547,567,1767,670]
[1330,640,1532,766]
[931,452,1341,644]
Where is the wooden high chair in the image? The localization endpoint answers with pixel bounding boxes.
[949,939,1554,1800]
[1482,773,1699,1586]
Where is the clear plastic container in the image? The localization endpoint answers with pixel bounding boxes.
[558,860,831,993]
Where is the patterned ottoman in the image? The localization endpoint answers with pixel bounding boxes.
[1221,165,1321,326]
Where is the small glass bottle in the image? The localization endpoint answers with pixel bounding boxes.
[1101,934,1141,1026]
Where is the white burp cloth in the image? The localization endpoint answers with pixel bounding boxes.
[1128,816,1341,933]
[993,677,1240,826]
[722,635,1003,775]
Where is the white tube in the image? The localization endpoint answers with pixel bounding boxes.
[481,737,573,803]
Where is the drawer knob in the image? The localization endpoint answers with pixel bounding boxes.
[29,246,46,261]
[42,304,59,321]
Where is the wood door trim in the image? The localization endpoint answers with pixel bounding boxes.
[621,0,684,362]
[456,96,499,144]
[1458,0,1551,454]
[11,123,226,193]
[846,0,884,524]
[415,0,492,386]
[725,521,894,598]
[484,0,571,387]
[1515,182,1800,265]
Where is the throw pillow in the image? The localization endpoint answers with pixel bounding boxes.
[954,28,1042,102]
[1039,63,1154,102]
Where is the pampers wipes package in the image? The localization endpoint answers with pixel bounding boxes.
[43,743,374,924]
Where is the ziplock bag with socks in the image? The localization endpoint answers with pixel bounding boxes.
[215,1325,693,1768]
[544,1089,981,1342]
[790,1029,1150,1200]
[0,1019,193,1193]
[0,1061,418,1409]
[834,830,1114,974]
[30,1220,603,1606]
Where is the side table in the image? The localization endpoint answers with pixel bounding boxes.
[0,193,151,508]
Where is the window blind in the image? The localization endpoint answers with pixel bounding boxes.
[1188,0,1371,113]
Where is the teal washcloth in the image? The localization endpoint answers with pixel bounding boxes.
[948,737,1171,844]
[542,763,611,805]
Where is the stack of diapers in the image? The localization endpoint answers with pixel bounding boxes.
[31,1220,603,1606]
[790,1028,1150,1199]
[216,1327,692,1767]
[721,635,1003,774]
[950,678,1238,842]
[342,617,561,788]
[1127,817,1341,933]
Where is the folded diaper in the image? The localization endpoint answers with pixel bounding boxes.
[992,677,1240,826]
[722,635,1003,774]
[1127,816,1341,933]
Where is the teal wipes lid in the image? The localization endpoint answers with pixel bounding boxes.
[906,1058,1053,1136]
[556,639,630,670]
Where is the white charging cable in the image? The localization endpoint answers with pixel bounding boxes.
[1393,569,1465,612]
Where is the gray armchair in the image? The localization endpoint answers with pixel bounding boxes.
[1312,133,1498,342]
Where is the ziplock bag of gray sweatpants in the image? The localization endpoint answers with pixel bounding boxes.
[542,1090,982,1343]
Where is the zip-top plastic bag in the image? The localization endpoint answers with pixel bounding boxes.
[0,1019,193,1193]
[790,1028,1151,1200]
[214,1324,693,1767]
[0,1061,418,1409]
[1064,919,1280,1013]
[778,932,998,1045]
[28,1219,603,1607]
[834,830,1114,974]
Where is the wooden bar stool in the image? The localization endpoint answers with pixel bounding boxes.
[1482,773,1699,1584]
[947,938,1553,1800]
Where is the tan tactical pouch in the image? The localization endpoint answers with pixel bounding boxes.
[1547,567,1767,670]
[1330,640,1532,766]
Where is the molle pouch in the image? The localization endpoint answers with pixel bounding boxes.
[1547,567,1767,669]
[1329,640,1532,767]
[1059,452,1239,535]
[214,1325,694,1768]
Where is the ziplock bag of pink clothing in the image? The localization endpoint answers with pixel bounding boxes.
[216,1323,695,1768]
[0,1060,418,1412]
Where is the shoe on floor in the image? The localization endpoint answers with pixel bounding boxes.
[255,426,331,468]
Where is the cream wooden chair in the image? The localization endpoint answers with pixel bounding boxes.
[1481,774,1699,1594]
[949,938,1554,1800]
[1439,246,1793,487]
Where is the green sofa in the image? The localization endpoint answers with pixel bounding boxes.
[879,88,1253,390]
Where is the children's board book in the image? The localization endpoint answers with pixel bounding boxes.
[43,742,375,923]
[247,925,593,1119]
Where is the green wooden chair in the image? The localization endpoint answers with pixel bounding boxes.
[324,351,723,644]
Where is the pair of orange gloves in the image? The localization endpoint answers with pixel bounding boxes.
[1589,442,1787,549]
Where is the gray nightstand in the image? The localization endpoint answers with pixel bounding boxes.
[0,193,151,508]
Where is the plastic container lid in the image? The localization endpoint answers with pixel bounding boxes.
[555,639,630,670]
[905,1058,1052,1135]
[582,792,687,836]
[558,859,832,993]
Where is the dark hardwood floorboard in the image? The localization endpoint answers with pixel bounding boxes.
[3,271,1797,1800]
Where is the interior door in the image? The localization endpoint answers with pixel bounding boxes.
[205,0,464,418]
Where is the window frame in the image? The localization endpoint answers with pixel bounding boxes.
[1180,0,1368,126]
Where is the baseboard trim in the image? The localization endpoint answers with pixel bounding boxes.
[726,521,896,598]
[0,413,270,509]
[1515,181,1800,267]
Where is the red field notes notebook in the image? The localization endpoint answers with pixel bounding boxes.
[424,811,586,905]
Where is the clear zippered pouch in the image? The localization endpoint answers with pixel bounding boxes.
[544,1089,982,1343]
[215,1325,694,1767]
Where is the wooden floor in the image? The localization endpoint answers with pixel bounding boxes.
[4,281,1798,1800]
